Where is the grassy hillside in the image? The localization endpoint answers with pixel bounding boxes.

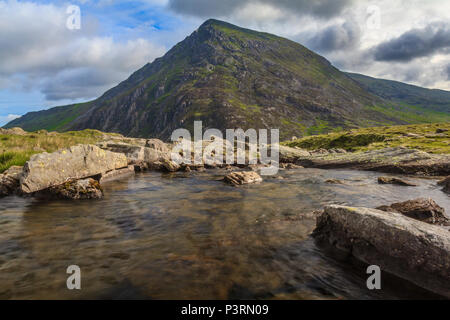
[284,122,450,154]
[347,72,450,114]
[0,129,113,173]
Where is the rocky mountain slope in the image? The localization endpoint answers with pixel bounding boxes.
[5,19,450,140]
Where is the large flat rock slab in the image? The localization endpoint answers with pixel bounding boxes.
[295,147,450,176]
[20,144,127,193]
[313,205,450,298]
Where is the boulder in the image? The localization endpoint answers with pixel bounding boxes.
[0,166,23,197]
[20,144,127,193]
[0,127,27,135]
[98,141,176,173]
[97,142,160,164]
[279,145,310,163]
[438,176,450,194]
[38,178,103,200]
[377,176,417,186]
[145,139,169,153]
[436,128,448,134]
[376,198,449,226]
[157,158,181,172]
[224,171,262,186]
[313,205,450,298]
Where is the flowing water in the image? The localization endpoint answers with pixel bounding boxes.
[0,168,449,299]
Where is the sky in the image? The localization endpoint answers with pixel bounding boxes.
[0,0,449,126]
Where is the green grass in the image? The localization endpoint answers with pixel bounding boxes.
[284,122,450,154]
[0,151,36,173]
[0,129,115,173]
[365,103,450,124]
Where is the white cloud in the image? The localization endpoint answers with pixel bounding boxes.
[167,0,450,90]
[0,0,166,102]
[0,114,20,126]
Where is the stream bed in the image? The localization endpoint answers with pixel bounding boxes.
[1,168,449,299]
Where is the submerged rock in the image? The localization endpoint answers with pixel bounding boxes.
[313,205,450,298]
[224,171,262,186]
[280,163,304,169]
[376,198,449,226]
[38,178,103,200]
[0,166,23,197]
[377,176,417,186]
[325,178,344,184]
[20,144,127,193]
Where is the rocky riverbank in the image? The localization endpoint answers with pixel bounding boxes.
[1,128,450,298]
[1,132,450,199]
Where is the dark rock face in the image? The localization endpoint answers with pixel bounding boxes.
[313,205,450,298]
[438,176,450,194]
[6,19,414,140]
[377,176,417,186]
[38,178,103,200]
[0,166,23,197]
[376,198,449,226]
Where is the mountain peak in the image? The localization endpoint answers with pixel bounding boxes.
[195,18,274,42]
[7,20,447,138]
[198,19,243,31]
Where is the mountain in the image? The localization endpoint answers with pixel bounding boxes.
[5,19,450,140]
[346,72,450,113]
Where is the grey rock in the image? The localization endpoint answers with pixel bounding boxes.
[313,205,450,298]
[279,145,310,163]
[20,144,127,193]
[296,147,450,176]
[376,198,449,226]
